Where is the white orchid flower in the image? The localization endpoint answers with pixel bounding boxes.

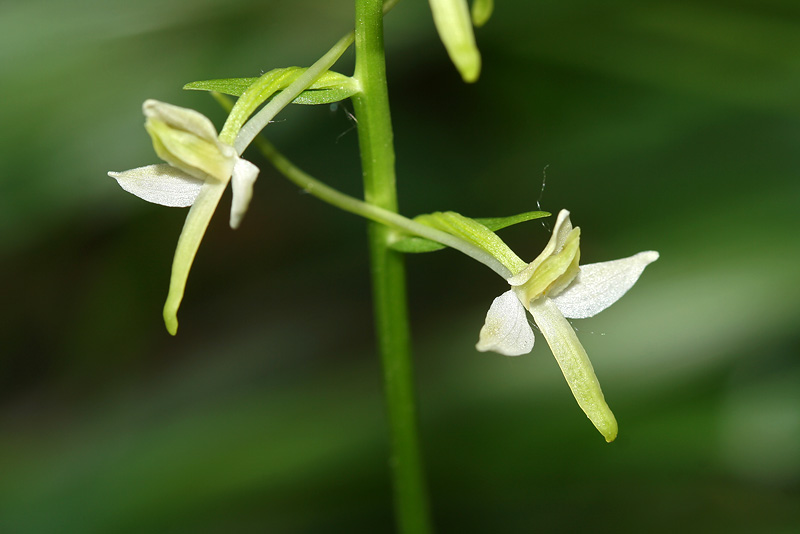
[108,100,260,335]
[476,209,659,442]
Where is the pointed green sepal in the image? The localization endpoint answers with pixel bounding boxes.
[390,210,549,255]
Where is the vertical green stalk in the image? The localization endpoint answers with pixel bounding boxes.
[352,1,433,533]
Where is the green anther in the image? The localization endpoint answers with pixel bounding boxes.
[145,119,233,181]
[518,228,581,304]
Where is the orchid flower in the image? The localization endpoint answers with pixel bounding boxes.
[109,100,260,335]
[476,210,658,442]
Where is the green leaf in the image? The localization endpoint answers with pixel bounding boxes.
[184,69,359,105]
[184,77,259,96]
[476,210,550,232]
[390,236,448,254]
[414,211,527,272]
[390,210,549,258]
[471,0,494,27]
[290,85,360,105]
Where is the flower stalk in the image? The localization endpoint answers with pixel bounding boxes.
[352,0,433,532]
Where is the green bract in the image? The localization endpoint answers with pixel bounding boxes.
[185,69,359,106]
[390,210,549,254]
[414,211,527,273]
[185,68,361,144]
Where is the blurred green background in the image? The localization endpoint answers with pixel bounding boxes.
[2,0,799,532]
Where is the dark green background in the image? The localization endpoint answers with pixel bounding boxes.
[1,0,798,531]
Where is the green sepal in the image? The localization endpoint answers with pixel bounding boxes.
[390,210,549,254]
[471,0,494,27]
[184,69,359,105]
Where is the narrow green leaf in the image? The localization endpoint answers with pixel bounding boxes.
[184,69,359,105]
[414,211,526,272]
[290,85,360,105]
[390,236,447,253]
[390,210,550,261]
[184,77,259,96]
[476,210,549,231]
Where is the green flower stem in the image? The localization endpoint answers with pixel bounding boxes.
[352,0,434,532]
[216,92,510,276]
[247,134,510,278]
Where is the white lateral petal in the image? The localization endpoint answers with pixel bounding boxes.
[551,209,574,252]
[551,251,659,319]
[476,289,535,356]
[108,164,203,207]
[229,158,260,229]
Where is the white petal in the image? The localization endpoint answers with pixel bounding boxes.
[476,289,535,356]
[551,251,659,319]
[550,209,574,252]
[229,158,260,229]
[108,164,203,207]
[529,297,618,442]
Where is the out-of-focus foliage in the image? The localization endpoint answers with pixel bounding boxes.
[1,0,798,532]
